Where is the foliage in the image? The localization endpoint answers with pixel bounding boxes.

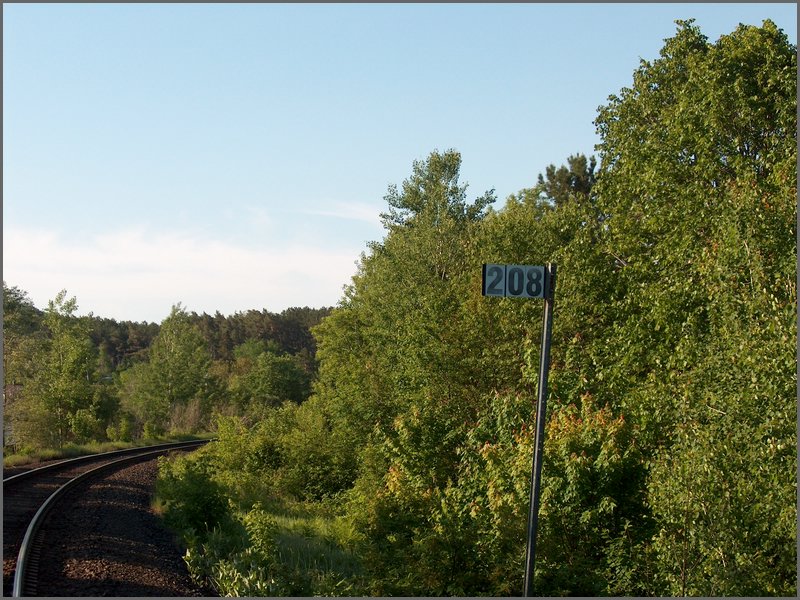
[3,285,325,451]
[155,423,366,595]
[88,316,159,370]
[317,20,793,597]
[3,282,44,389]
[590,19,797,596]
[156,449,230,535]
[535,153,597,208]
[188,306,330,363]
[228,344,312,411]
[117,304,220,436]
[6,290,99,448]
[178,502,365,597]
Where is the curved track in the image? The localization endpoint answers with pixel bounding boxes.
[3,440,208,596]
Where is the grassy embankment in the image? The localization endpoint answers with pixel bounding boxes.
[152,431,367,596]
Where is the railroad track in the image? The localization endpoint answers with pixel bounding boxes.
[3,440,209,597]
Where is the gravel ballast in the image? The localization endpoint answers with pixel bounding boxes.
[33,457,216,596]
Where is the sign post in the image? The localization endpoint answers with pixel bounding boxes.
[482,262,556,597]
[523,262,555,596]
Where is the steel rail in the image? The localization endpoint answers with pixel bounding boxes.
[3,439,209,486]
[11,440,208,597]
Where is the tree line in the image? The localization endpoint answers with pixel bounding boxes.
[2,284,329,448]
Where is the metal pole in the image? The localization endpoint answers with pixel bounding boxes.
[523,262,556,597]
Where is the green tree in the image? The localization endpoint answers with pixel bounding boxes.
[592,19,796,594]
[8,290,97,448]
[3,284,44,412]
[120,304,219,436]
[314,150,496,483]
[535,153,597,208]
[3,284,45,448]
[228,346,311,411]
[311,150,500,594]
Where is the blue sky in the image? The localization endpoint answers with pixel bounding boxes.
[4,3,797,323]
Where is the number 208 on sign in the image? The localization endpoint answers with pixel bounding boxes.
[482,264,545,298]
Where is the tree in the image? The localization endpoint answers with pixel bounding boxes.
[120,304,219,436]
[310,150,501,594]
[592,19,796,594]
[228,344,311,411]
[315,149,496,454]
[3,283,44,398]
[535,153,597,208]
[8,290,97,448]
[380,149,494,230]
[3,283,46,448]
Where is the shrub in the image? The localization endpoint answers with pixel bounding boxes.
[156,451,229,536]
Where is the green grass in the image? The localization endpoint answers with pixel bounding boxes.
[174,498,368,596]
[264,501,366,595]
[271,506,362,572]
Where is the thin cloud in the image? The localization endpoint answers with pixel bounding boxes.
[3,226,359,322]
[241,205,274,230]
[302,201,383,229]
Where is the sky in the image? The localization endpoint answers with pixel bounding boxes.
[4,3,797,324]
